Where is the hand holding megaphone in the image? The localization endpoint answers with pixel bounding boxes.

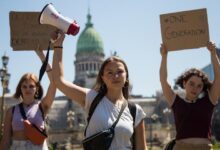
[39,3,80,36]
[51,30,65,46]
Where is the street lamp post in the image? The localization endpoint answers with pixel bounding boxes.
[0,54,10,136]
[163,108,171,141]
[66,110,75,150]
[149,114,159,150]
[67,110,75,129]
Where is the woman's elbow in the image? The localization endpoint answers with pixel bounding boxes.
[53,76,64,88]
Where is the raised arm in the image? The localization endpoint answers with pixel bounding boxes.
[35,47,56,114]
[52,31,87,107]
[207,41,220,104]
[159,43,175,106]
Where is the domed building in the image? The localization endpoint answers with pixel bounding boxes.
[74,12,105,88]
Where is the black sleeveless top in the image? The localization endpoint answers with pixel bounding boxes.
[172,92,215,140]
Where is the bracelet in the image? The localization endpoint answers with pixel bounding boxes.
[46,68,52,72]
[54,46,63,49]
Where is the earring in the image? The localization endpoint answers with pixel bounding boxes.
[35,91,39,98]
[124,80,129,88]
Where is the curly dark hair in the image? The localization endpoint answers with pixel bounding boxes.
[175,68,212,91]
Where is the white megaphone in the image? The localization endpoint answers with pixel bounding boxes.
[39,3,80,36]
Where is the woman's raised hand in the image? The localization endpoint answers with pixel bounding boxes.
[51,30,65,47]
[160,43,168,56]
[207,41,217,55]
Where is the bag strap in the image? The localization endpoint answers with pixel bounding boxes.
[39,103,45,120]
[128,102,136,150]
[84,91,105,136]
[85,94,137,148]
[12,106,15,115]
[128,102,136,127]
[111,100,127,129]
[86,95,136,127]
[18,103,27,120]
[18,103,45,120]
[87,92,105,124]
[18,103,47,136]
[39,41,51,82]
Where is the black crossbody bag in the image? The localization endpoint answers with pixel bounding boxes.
[82,100,127,150]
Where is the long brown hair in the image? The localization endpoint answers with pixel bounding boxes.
[14,73,43,99]
[175,68,212,91]
[93,56,131,99]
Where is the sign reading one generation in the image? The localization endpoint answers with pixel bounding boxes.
[160,8,209,51]
[10,12,56,51]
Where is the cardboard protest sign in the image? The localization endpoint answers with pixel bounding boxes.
[160,8,209,51]
[10,11,56,51]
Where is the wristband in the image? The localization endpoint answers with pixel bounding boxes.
[54,46,63,48]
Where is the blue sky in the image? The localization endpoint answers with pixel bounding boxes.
[0,0,220,97]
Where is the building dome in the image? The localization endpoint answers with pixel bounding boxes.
[74,12,105,88]
[76,13,104,55]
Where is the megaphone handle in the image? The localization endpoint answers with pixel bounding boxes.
[50,33,61,43]
[39,41,51,82]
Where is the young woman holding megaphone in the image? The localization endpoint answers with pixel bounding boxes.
[51,30,148,150]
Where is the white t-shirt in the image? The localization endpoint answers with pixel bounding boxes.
[84,89,146,150]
